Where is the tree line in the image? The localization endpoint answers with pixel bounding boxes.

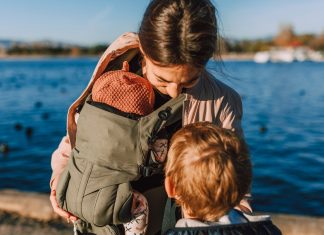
[6,44,108,56]
[221,25,324,54]
[4,25,324,56]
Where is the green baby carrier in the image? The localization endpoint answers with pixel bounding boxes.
[55,87,184,229]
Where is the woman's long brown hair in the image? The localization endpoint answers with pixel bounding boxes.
[139,0,218,68]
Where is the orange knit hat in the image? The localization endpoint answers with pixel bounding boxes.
[92,62,155,116]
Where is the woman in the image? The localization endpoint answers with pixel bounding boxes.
[50,0,247,234]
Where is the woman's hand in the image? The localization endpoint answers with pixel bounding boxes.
[49,177,78,222]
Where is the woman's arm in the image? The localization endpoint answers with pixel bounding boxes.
[50,136,71,189]
[218,91,244,138]
[49,135,77,221]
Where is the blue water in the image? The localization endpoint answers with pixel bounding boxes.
[0,58,323,217]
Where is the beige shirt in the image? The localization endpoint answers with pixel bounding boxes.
[183,69,243,137]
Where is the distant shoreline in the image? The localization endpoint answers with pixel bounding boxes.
[0,54,100,60]
[0,53,255,61]
[1,53,323,62]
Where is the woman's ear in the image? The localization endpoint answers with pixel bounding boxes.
[165,176,176,198]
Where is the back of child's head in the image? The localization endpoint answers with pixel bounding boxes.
[92,61,155,116]
[165,122,252,221]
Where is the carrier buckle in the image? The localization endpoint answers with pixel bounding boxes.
[148,107,172,145]
[139,165,162,177]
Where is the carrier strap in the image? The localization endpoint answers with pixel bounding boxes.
[148,107,172,145]
[139,94,185,177]
[139,93,185,151]
[140,106,174,177]
[161,198,179,235]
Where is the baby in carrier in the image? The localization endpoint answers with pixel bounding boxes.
[56,58,184,235]
[90,61,156,234]
[163,122,282,235]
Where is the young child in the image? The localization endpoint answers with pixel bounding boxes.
[164,122,282,234]
[90,61,155,234]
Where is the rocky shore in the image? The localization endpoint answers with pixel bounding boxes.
[0,211,72,235]
[0,189,323,235]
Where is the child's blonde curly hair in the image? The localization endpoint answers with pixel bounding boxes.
[165,122,252,221]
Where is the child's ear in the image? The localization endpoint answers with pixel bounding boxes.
[165,176,176,198]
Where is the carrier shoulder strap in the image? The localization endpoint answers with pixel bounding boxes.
[139,93,185,150]
[138,94,185,177]
[161,198,179,235]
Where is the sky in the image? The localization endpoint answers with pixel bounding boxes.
[0,0,323,45]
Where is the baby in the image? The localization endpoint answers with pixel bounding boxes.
[91,61,155,234]
[164,122,282,234]
[92,61,155,119]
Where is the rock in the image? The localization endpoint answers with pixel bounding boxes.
[0,189,58,222]
[0,211,72,235]
[259,125,268,134]
[41,112,50,120]
[0,189,323,235]
[14,123,23,131]
[25,127,33,138]
[270,213,324,235]
[34,101,43,108]
[0,143,9,154]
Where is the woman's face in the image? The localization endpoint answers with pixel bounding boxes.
[142,55,202,98]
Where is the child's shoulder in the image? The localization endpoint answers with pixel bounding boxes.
[166,210,282,235]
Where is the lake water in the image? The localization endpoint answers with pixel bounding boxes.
[0,58,323,217]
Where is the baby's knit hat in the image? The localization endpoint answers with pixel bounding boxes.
[92,62,155,116]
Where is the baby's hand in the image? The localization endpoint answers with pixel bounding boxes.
[124,191,149,235]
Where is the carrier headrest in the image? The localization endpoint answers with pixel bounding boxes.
[92,65,155,116]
